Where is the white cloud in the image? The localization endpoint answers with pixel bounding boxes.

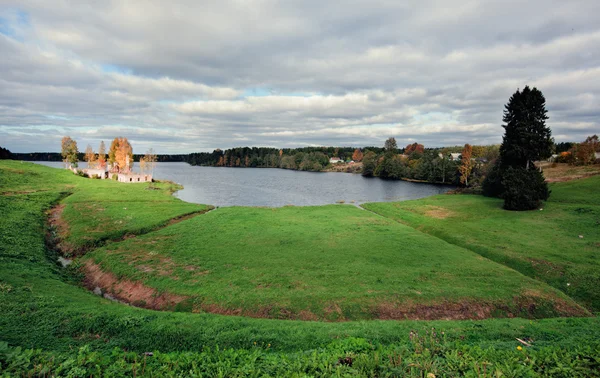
[1,0,599,153]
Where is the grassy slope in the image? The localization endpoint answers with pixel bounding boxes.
[1,160,600,376]
[362,175,600,312]
[83,204,584,320]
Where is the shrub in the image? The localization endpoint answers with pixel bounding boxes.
[112,174,118,181]
[76,170,87,178]
[91,174,100,179]
[482,161,504,198]
[501,167,550,210]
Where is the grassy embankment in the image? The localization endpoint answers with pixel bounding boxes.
[1,160,600,376]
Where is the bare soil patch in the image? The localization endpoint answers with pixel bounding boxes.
[423,205,455,219]
[47,204,77,255]
[374,294,587,321]
[82,261,187,310]
[538,162,600,182]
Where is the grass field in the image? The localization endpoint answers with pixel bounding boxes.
[82,204,585,320]
[362,175,600,312]
[1,160,600,376]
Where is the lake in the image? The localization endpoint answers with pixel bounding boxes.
[34,161,454,207]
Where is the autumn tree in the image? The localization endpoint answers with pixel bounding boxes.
[384,137,398,152]
[108,137,133,172]
[84,144,95,168]
[459,144,473,186]
[352,148,364,162]
[61,136,79,168]
[97,141,106,168]
[570,135,599,165]
[405,143,424,155]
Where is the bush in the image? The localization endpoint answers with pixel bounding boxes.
[501,167,550,210]
[482,161,504,197]
[91,174,100,179]
[76,170,87,178]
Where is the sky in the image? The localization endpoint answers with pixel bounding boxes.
[0,1,599,154]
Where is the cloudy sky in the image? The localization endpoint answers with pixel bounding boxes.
[1,1,599,153]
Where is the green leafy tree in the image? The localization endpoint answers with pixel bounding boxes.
[384,137,398,152]
[361,151,377,177]
[61,136,79,168]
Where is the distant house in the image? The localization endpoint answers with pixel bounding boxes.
[548,154,559,162]
[329,157,343,164]
[438,153,461,161]
[117,173,153,183]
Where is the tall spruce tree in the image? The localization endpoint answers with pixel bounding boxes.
[484,86,552,210]
[499,86,553,169]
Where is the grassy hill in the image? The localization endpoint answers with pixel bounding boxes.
[1,160,599,376]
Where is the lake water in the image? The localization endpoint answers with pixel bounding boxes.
[34,161,453,207]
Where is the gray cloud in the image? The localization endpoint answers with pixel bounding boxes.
[0,0,599,153]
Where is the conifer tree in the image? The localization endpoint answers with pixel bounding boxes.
[484,86,552,210]
[499,86,553,169]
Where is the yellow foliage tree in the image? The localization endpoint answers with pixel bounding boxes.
[61,136,79,168]
[84,144,95,168]
[108,137,133,172]
[459,144,473,186]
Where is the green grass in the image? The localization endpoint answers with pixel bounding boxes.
[83,204,585,320]
[362,175,600,312]
[1,160,600,376]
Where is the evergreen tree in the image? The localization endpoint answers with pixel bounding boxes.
[0,146,12,159]
[499,86,553,169]
[484,86,552,210]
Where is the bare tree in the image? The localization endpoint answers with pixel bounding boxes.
[144,148,157,176]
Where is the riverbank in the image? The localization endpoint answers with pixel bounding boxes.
[1,160,599,376]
